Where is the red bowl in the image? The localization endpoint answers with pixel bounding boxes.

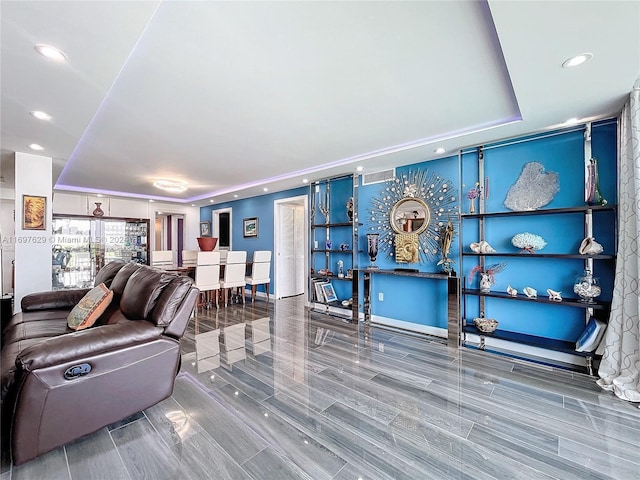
[197,237,218,251]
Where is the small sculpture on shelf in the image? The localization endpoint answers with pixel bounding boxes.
[507,285,518,297]
[511,232,547,254]
[504,162,559,211]
[469,262,507,293]
[578,237,604,255]
[523,287,537,298]
[92,202,104,217]
[437,218,456,275]
[546,289,562,302]
[473,317,499,333]
[346,197,354,221]
[337,260,344,278]
[470,240,496,254]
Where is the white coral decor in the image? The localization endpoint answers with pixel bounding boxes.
[512,232,547,253]
[504,162,559,211]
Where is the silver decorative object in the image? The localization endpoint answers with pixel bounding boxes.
[546,289,562,302]
[573,269,601,303]
[504,162,559,211]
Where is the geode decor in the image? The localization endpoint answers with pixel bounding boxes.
[504,162,559,211]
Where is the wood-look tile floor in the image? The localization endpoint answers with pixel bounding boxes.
[2,296,639,479]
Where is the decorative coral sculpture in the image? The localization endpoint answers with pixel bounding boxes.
[504,162,559,211]
[511,232,547,254]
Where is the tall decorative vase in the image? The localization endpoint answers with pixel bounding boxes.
[586,157,607,206]
[92,202,104,217]
[469,199,475,214]
[366,233,380,269]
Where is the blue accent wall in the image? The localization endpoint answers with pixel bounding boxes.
[200,186,308,295]
[201,119,617,342]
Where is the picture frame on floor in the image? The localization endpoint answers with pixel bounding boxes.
[321,282,338,303]
[313,280,328,303]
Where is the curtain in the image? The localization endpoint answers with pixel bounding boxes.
[597,82,640,405]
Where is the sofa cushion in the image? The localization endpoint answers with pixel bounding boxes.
[109,263,142,299]
[120,268,173,320]
[150,276,193,327]
[93,260,126,287]
[67,284,114,331]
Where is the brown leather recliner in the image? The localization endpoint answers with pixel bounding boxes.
[0,261,198,465]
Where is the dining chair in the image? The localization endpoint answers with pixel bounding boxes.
[219,250,247,307]
[194,251,221,309]
[150,250,173,268]
[245,250,272,303]
[182,249,198,267]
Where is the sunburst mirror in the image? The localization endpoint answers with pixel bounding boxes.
[368,169,458,263]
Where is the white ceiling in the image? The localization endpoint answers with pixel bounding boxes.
[1,1,638,205]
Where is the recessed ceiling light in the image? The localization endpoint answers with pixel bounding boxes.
[30,110,52,121]
[263,187,268,192]
[302,178,309,184]
[153,179,187,193]
[191,204,196,207]
[96,194,103,197]
[210,199,214,203]
[434,147,446,154]
[29,143,44,151]
[35,44,67,62]
[149,199,154,202]
[562,53,593,68]
[233,194,238,198]
[356,166,364,172]
[563,117,579,125]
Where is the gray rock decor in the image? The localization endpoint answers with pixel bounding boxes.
[504,162,559,211]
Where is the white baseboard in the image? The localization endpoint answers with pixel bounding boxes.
[369,315,448,339]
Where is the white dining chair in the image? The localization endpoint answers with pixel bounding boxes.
[194,251,221,309]
[219,250,247,307]
[245,250,272,303]
[182,249,198,267]
[150,250,173,268]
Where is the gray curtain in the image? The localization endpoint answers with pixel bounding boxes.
[597,82,640,406]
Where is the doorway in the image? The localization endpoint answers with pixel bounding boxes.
[212,208,232,250]
[274,195,308,299]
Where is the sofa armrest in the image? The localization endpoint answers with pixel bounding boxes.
[20,289,91,312]
[17,321,164,372]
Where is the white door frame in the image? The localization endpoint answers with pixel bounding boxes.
[212,207,232,250]
[273,195,308,300]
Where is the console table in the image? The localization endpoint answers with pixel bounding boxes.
[356,269,461,347]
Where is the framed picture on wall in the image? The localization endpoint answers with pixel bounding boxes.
[22,195,46,230]
[200,221,211,237]
[243,217,258,237]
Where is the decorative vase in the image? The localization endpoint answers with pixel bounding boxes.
[479,273,492,293]
[346,197,354,221]
[366,233,380,269]
[586,158,607,206]
[197,237,218,251]
[92,202,104,217]
[469,199,475,214]
[573,269,601,303]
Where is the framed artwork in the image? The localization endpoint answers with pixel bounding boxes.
[22,195,46,230]
[243,217,258,237]
[314,281,328,303]
[200,221,211,237]
[321,282,338,303]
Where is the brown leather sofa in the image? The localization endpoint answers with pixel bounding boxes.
[1,261,198,465]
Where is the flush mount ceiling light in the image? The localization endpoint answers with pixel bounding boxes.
[35,44,67,62]
[562,53,593,68]
[29,143,44,151]
[152,179,187,193]
[30,110,52,121]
